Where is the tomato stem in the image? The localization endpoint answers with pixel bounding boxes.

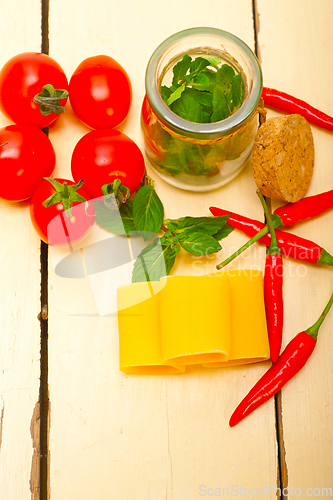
[42,177,87,217]
[33,84,68,117]
[101,178,131,206]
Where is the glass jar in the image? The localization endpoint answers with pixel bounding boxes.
[141,27,263,192]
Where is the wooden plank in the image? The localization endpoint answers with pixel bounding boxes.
[257,0,333,494]
[0,2,43,499]
[47,0,279,498]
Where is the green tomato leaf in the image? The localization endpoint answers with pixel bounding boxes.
[42,177,65,192]
[172,54,192,85]
[94,198,136,236]
[132,239,176,283]
[180,232,222,256]
[133,185,164,239]
[42,191,63,208]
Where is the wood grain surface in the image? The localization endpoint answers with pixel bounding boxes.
[0,2,43,499]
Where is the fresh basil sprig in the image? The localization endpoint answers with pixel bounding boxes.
[94,177,233,283]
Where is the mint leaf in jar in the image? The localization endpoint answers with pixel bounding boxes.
[166,83,186,106]
[184,87,213,108]
[232,73,243,108]
[216,64,236,87]
[188,57,211,78]
[161,54,244,124]
[172,54,192,85]
[211,85,229,122]
[171,92,211,123]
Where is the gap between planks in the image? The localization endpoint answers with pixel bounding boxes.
[251,1,289,498]
[38,0,51,497]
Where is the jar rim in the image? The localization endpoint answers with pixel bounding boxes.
[145,27,263,141]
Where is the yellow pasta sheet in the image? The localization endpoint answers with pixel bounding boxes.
[117,270,270,374]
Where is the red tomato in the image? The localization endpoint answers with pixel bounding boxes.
[30,178,95,247]
[69,55,132,130]
[0,124,56,202]
[71,129,145,199]
[0,52,69,128]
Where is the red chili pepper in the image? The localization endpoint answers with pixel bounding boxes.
[257,190,284,363]
[229,292,333,427]
[262,87,333,132]
[209,207,333,267]
[264,253,283,363]
[273,189,333,227]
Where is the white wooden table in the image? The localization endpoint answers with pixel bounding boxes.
[1,1,333,498]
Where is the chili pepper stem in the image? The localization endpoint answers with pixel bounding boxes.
[305,292,333,340]
[216,224,270,269]
[257,190,280,255]
[215,215,283,270]
[318,248,333,266]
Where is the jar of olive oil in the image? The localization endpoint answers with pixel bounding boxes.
[141,27,263,192]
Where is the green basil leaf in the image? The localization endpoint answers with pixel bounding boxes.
[201,69,218,91]
[212,224,234,241]
[172,54,192,85]
[94,199,136,236]
[132,239,176,283]
[175,216,230,235]
[216,64,235,87]
[183,87,213,107]
[206,57,221,69]
[189,57,211,77]
[171,93,210,123]
[166,83,186,106]
[211,84,229,122]
[160,85,172,103]
[160,235,181,258]
[133,185,164,239]
[162,55,244,125]
[192,73,210,89]
[180,232,222,256]
[232,73,243,109]
[160,135,194,175]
